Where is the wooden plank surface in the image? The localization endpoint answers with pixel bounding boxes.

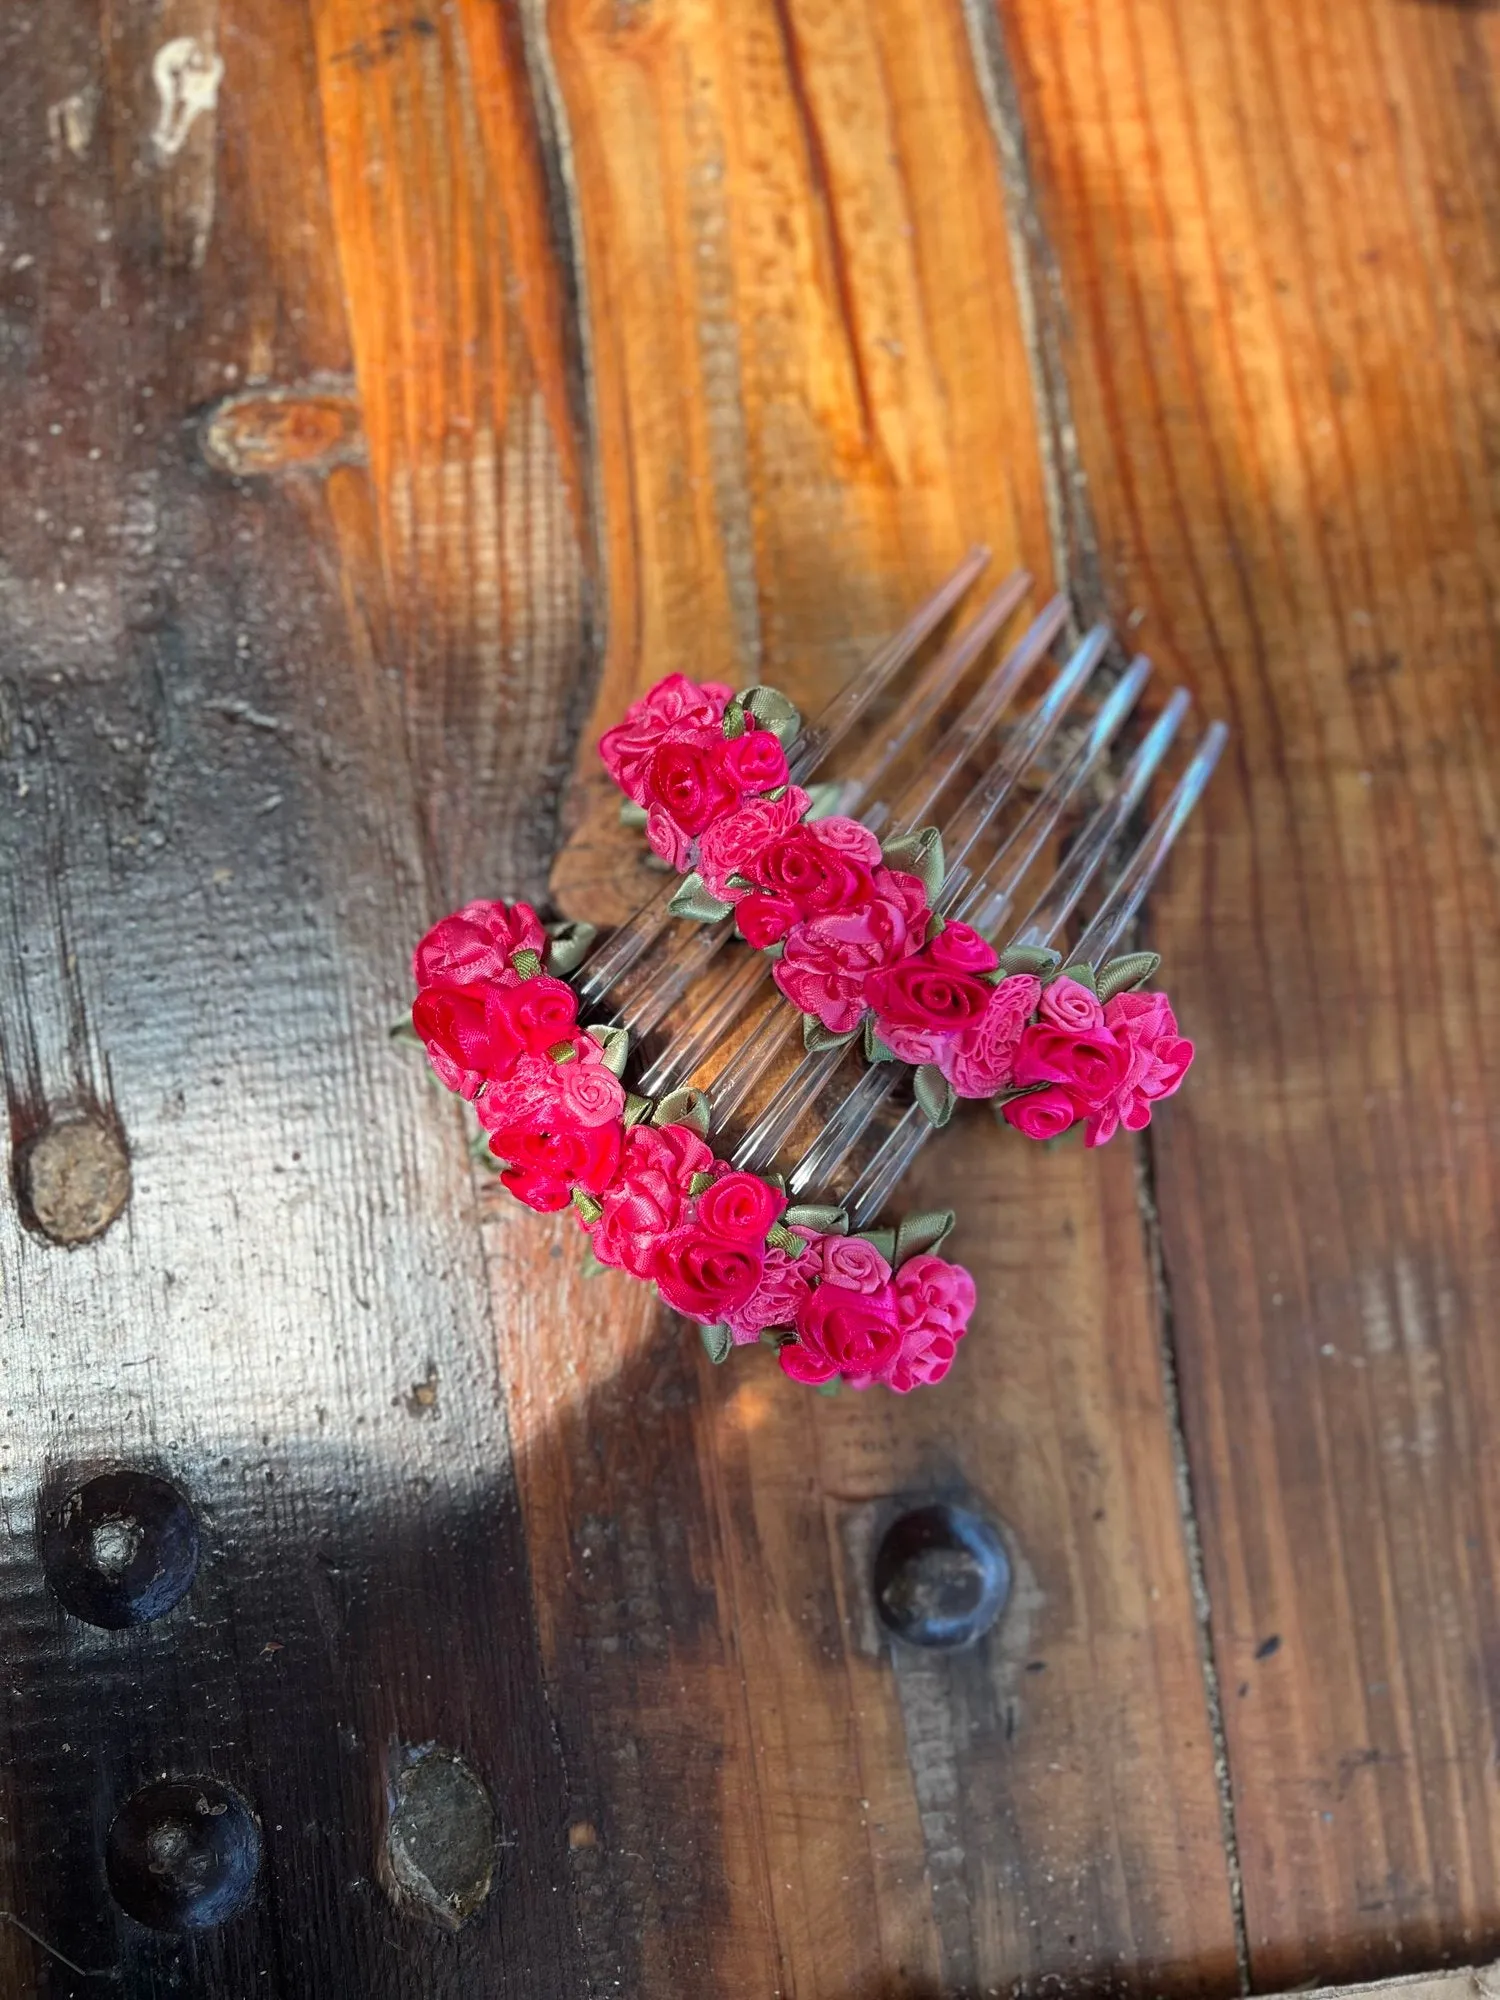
[990,0,1500,1987]
[1,0,1496,1993]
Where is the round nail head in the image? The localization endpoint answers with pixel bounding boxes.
[40,1470,199,1628]
[874,1502,1011,1649]
[106,1778,261,1932]
[384,1747,497,1930]
[19,1114,130,1245]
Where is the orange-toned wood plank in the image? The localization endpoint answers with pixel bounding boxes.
[524,0,1240,1990]
[996,0,1500,1982]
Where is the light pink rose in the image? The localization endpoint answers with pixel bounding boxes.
[1001,1084,1082,1142]
[722,1234,818,1345]
[1081,990,1194,1147]
[698,787,811,899]
[887,1253,976,1392]
[412,899,545,988]
[589,1121,715,1277]
[772,869,927,1033]
[877,1021,949,1065]
[1038,975,1105,1034]
[817,1235,893,1294]
[939,974,1041,1099]
[599,673,734,802]
[645,802,694,871]
[807,816,882,869]
[552,1054,626,1129]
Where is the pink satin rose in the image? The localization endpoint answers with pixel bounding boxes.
[736,893,800,950]
[721,1231,818,1345]
[1012,1020,1131,1107]
[411,985,525,1099]
[1038,974,1105,1034]
[641,728,738,838]
[551,1054,626,1129]
[412,899,546,989]
[773,868,928,1033]
[1081,990,1195,1147]
[781,1278,902,1388]
[887,1253,976,1393]
[864,955,990,1037]
[698,787,811,899]
[1001,1084,1082,1141]
[748,825,875,921]
[645,802,695,871]
[652,1224,765,1322]
[815,1234,893,1294]
[474,1053,571,1131]
[938,974,1041,1099]
[490,974,579,1055]
[485,1115,622,1213]
[599,673,734,803]
[695,1170,786,1243]
[808,817,882,868]
[590,1121,715,1277]
[715,725,789,796]
[927,921,999,975]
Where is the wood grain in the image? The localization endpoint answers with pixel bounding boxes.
[525,0,1239,1991]
[0,2,592,1990]
[991,0,1500,1984]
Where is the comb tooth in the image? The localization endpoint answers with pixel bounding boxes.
[575,548,989,1011]
[1005,689,1192,952]
[731,1042,850,1173]
[1069,720,1227,968]
[956,655,1154,938]
[871,596,1068,836]
[706,995,796,1126]
[835,571,1033,820]
[786,661,1156,1198]
[785,545,992,783]
[635,950,770,1097]
[829,718,1225,1226]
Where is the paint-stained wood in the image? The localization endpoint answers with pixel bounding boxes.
[989,0,1500,1986]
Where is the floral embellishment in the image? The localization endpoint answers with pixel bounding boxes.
[411,891,978,1393]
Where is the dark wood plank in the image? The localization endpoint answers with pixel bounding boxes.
[526,0,1240,1990]
[991,0,1500,1982]
[0,3,593,1991]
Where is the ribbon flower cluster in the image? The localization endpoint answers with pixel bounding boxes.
[601,670,1195,1141]
[410,898,976,1394]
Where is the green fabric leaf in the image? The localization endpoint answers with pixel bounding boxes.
[721,698,748,739]
[579,1246,611,1279]
[882,825,944,901]
[741,684,803,746]
[623,1092,653,1128]
[652,1086,712,1139]
[914,1063,956,1128]
[784,1202,849,1235]
[763,941,785,962]
[510,948,542,980]
[998,944,1061,977]
[1096,950,1161,1002]
[668,873,735,924]
[545,918,598,975]
[924,910,948,944]
[803,1014,860,1053]
[688,1170,715,1197]
[759,1325,797,1349]
[571,1188,604,1225]
[390,1017,422,1047]
[863,1014,896,1063]
[1055,960,1098,993]
[618,798,649,830]
[700,1322,733,1364]
[802,780,845,821]
[894,1208,956,1265]
[585,1022,632,1078]
[815,1378,841,1397]
[853,1226,897,1263]
[724,872,757,891]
